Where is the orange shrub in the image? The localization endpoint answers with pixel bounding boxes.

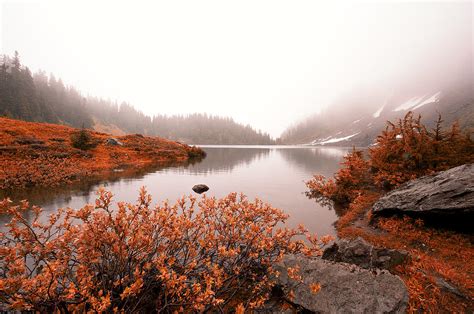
[306,149,371,205]
[307,112,473,203]
[370,112,473,189]
[0,188,324,312]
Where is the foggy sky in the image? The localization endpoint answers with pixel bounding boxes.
[1,0,472,137]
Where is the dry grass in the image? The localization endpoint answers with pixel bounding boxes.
[335,194,474,312]
[0,117,204,189]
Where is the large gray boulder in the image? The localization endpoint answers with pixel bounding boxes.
[322,237,408,271]
[271,255,408,313]
[372,164,474,226]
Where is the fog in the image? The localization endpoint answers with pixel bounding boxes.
[1,0,472,137]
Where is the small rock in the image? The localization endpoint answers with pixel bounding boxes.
[192,184,209,194]
[322,237,409,270]
[435,277,467,299]
[105,138,123,146]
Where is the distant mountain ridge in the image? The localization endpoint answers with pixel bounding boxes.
[0,52,275,145]
[280,76,473,146]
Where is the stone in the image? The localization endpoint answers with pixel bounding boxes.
[322,237,409,270]
[192,184,209,194]
[105,138,123,146]
[271,255,408,313]
[435,277,467,299]
[372,164,474,228]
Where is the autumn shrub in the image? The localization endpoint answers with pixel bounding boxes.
[306,149,372,205]
[0,155,88,189]
[306,112,473,203]
[187,145,207,159]
[70,128,97,151]
[370,112,473,189]
[0,188,325,312]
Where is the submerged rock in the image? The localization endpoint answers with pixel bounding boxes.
[322,237,409,270]
[271,255,408,313]
[192,184,209,194]
[372,164,474,228]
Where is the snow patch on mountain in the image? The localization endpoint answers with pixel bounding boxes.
[373,105,384,118]
[394,96,425,111]
[412,92,441,110]
[312,132,360,145]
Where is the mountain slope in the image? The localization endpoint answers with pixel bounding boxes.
[280,78,473,146]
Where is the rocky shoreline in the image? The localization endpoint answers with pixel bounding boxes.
[266,164,473,312]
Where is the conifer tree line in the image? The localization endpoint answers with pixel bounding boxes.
[0,52,274,144]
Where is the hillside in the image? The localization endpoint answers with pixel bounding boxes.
[0,117,204,189]
[0,53,274,145]
[280,74,473,146]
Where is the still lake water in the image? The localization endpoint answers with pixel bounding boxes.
[2,146,349,235]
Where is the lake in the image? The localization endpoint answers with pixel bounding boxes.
[2,146,349,235]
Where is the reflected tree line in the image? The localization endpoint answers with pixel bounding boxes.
[1,147,349,217]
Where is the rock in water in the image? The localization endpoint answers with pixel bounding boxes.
[272,256,408,313]
[322,237,408,270]
[372,164,474,229]
[192,184,209,194]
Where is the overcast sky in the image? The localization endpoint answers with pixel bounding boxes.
[1,0,472,137]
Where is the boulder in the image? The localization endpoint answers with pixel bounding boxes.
[271,255,408,313]
[105,138,123,146]
[192,184,209,194]
[372,164,474,228]
[322,237,408,270]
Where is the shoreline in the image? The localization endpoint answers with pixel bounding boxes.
[0,117,205,190]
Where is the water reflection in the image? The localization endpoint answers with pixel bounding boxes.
[2,146,348,235]
[279,147,349,176]
[0,162,182,209]
[171,146,271,175]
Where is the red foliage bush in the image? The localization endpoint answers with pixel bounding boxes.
[370,112,473,189]
[307,150,372,205]
[0,188,325,312]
